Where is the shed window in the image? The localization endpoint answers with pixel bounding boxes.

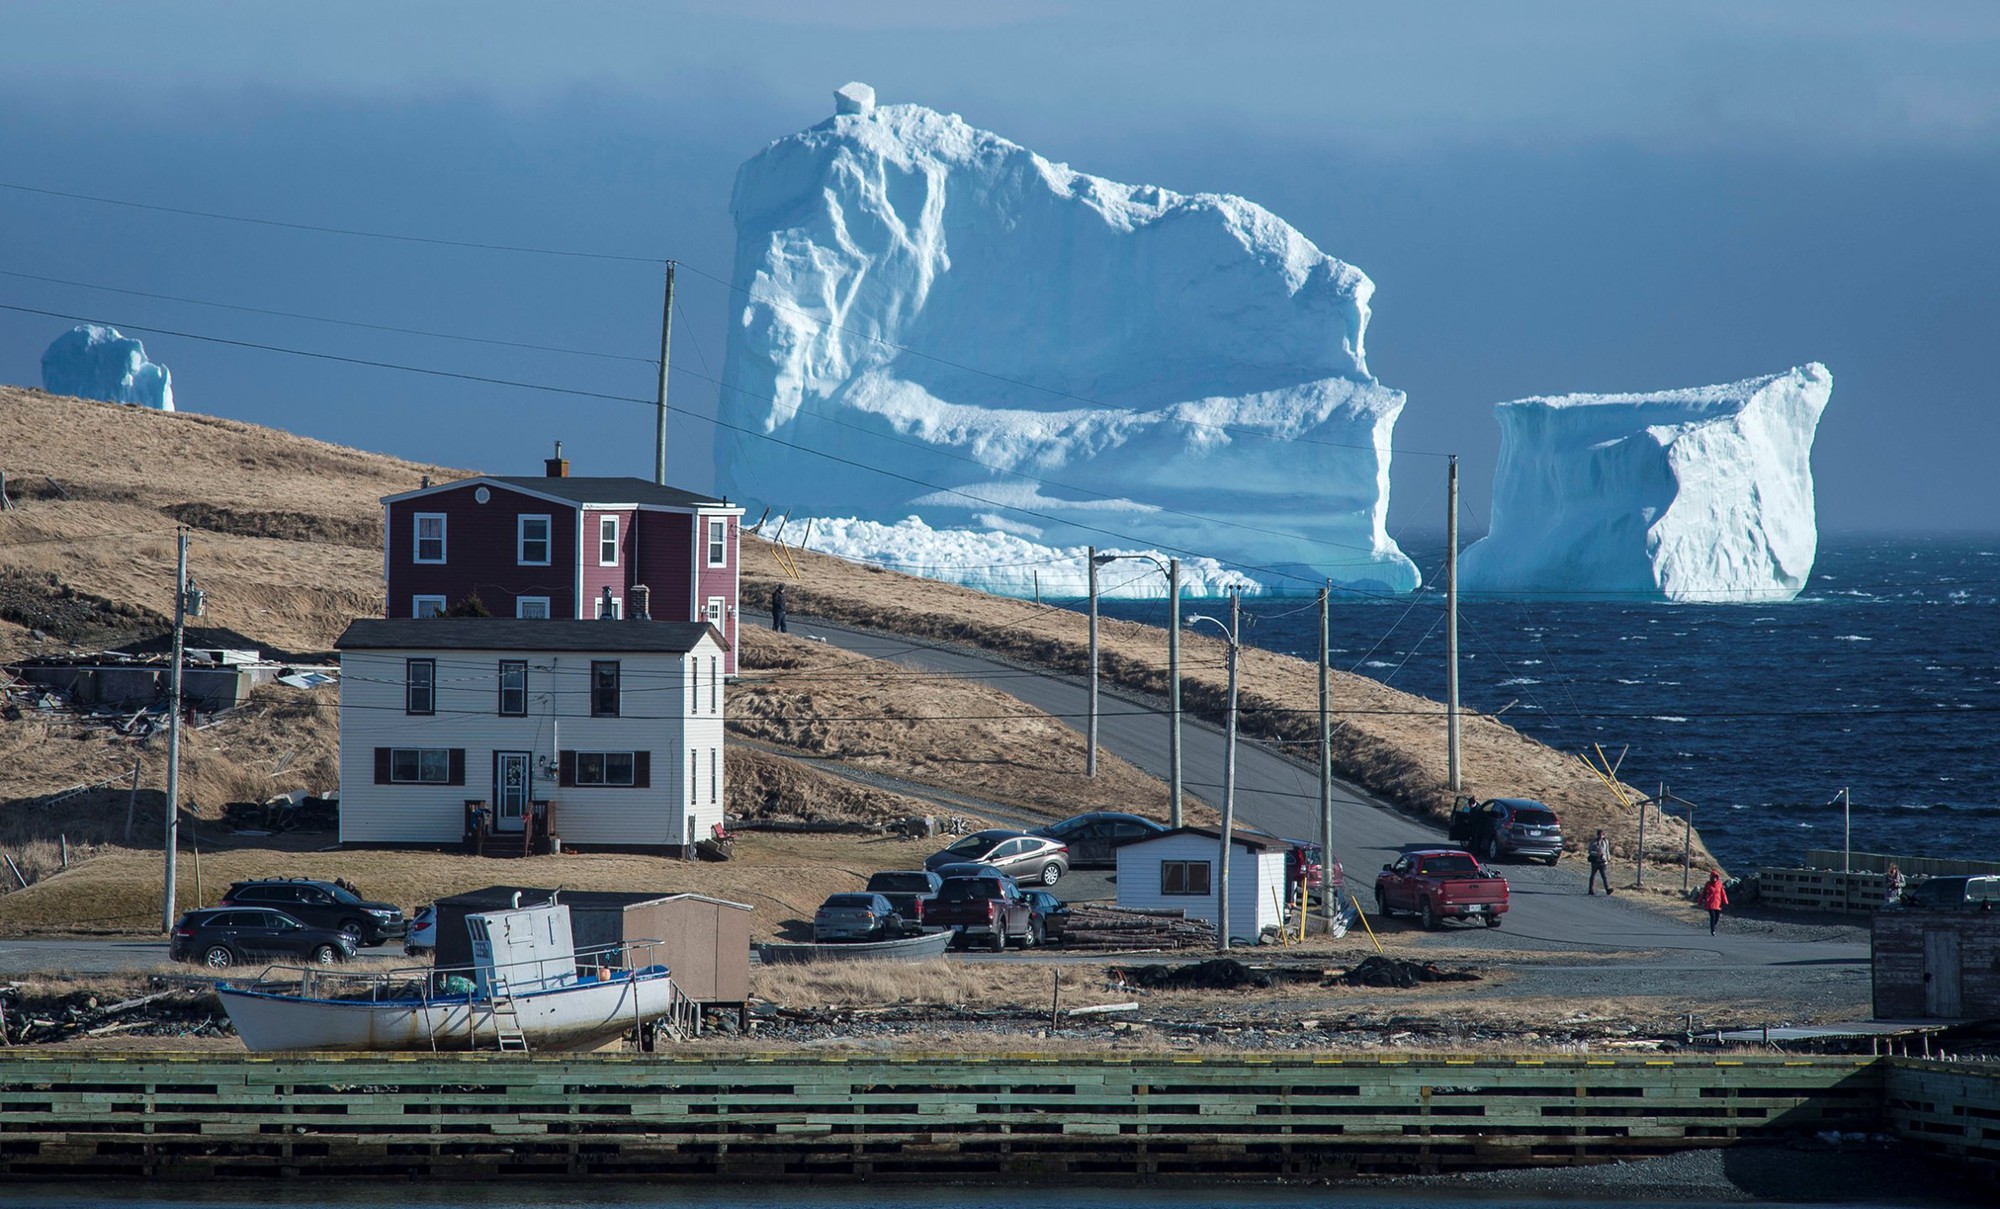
[1161,860,1211,896]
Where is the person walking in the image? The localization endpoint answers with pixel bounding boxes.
[1700,870,1729,935]
[1587,828,1613,895]
[1883,862,1907,908]
[770,584,788,633]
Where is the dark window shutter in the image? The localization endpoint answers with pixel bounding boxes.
[447,749,465,787]
[633,751,650,789]
[374,747,391,784]
[559,750,576,787]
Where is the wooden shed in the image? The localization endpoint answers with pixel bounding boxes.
[432,886,751,1007]
[1871,910,2000,1019]
[1115,827,1288,943]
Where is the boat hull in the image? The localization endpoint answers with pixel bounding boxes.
[755,929,956,964]
[217,969,676,1053]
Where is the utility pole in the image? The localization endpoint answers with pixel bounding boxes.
[1086,546,1100,777]
[1166,558,1181,828]
[162,527,201,933]
[1841,787,1852,872]
[1445,454,1462,791]
[654,260,677,486]
[1219,591,1240,950]
[1318,584,1334,921]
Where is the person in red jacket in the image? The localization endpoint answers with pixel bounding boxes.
[1700,870,1729,935]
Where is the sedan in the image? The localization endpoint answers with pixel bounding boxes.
[925,829,1070,886]
[1031,812,1169,868]
[169,907,358,969]
[813,893,904,942]
[1016,888,1071,945]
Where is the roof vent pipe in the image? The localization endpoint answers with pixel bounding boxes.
[545,440,568,478]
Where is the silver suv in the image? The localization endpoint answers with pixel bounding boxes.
[1449,797,1564,865]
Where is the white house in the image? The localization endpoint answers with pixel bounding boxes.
[334,617,728,854]
[1114,826,1289,942]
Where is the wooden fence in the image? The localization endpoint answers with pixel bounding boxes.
[0,1051,1905,1180]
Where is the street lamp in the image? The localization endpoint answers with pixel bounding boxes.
[1186,591,1240,951]
[1086,550,1183,826]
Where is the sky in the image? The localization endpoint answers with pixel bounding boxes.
[2,1,1996,540]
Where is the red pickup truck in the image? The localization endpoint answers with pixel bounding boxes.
[927,875,1038,950]
[1373,848,1509,930]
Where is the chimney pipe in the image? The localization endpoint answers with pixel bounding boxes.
[630,584,651,621]
[599,585,616,620]
[545,440,569,478]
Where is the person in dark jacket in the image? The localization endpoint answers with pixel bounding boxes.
[1699,870,1729,935]
[770,584,788,633]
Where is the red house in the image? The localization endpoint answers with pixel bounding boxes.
[381,452,744,674]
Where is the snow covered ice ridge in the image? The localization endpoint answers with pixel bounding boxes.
[1459,364,1832,603]
[794,516,1263,600]
[716,84,1418,598]
[41,324,174,411]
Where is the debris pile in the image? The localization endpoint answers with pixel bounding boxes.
[1060,904,1216,949]
[1115,958,1276,991]
[1332,956,1482,988]
[222,791,338,834]
[0,982,230,1045]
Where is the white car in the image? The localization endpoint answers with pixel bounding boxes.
[403,904,437,956]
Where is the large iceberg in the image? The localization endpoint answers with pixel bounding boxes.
[1459,364,1832,603]
[41,325,175,411]
[716,84,1417,596]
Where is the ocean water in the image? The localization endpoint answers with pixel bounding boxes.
[1093,533,2000,872]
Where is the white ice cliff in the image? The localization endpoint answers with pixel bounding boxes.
[716,84,1417,596]
[41,325,174,411]
[1459,364,1832,603]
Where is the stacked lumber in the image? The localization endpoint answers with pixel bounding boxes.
[1060,904,1214,949]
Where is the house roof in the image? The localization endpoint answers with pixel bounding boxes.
[334,617,725,654]
[382,474,741,513]
[1122,826,1291,854]
[434,886,753,913]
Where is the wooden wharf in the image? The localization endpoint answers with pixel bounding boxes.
[0,1052,1993,1184]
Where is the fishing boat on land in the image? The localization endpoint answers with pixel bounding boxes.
[754,928,957,965]
[216,900,695,1052]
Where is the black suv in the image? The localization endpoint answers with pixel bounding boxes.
[219,878,407,946]
[1449,797,1565,865]
[170,907,357,968]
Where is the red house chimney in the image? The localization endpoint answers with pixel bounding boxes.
[544,440,569,478]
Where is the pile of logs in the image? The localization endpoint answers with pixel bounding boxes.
[1059,904,1215,950]
[0,984,227,1045]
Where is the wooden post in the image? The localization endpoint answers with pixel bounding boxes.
[124,760,140,844]
[1049,969,1061,1028]
[59,834,67,872]
[191,828,202,910]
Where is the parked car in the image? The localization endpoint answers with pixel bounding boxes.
[813,893,905,942]
[1016,888,1071,944]
[929,861,1009,883]
[403,904,438,957]
[1280,838,1344,906]
[865,870,944,931]
[170,907,358,968]
[1031,812,1169,868]
[1374,848,1510,930]
[1447,797,1564,865]
[1903,875,2000,912]
[219,878,408,946]
[924,828,1070,886]
[928,875,1039,950]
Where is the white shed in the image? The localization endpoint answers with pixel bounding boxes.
[1115,826,1289,942]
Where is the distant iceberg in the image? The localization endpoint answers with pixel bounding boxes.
[716,84,1417,597]
[41,325,174,411]
[1460,364,1832,603]
[792,515,1263,599]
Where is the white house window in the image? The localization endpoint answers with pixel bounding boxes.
[690,747,698,807]
[599,516,619,566]
[498,660,527,717]
[391,748,451,783]
[518,515,552,565]
[709,747,717,804]
[1161,860,1212,896]
[595,595,621,620]
[405,658,436,715]
[591,661,620,717]
[515,596,550,619]
[412,595,447,618]
[709,655,718,714]
[706,518,727,566]
[414,514,446,564]
[574,752,636,787]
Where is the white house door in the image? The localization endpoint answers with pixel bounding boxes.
[494,752,531,834]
